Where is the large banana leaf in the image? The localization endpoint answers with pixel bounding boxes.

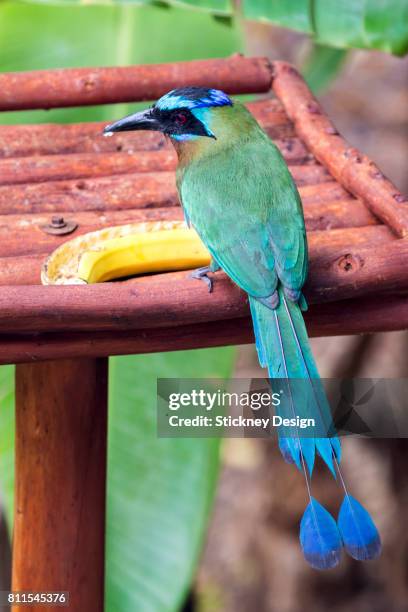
[107,348,234,612]
[242,0,408,55]
[78,0,408,56]
[17,0,408,55]
[313,0,408,56]
[173,0,408,55]
[242,0,312,34]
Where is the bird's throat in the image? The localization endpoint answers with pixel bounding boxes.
[171,135,215,168]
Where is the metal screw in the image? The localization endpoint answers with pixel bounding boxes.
[51,216,66,228]
[40,216,78,236]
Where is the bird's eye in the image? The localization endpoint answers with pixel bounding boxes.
[174,112,188,126]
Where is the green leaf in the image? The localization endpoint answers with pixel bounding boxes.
[241,0,408,56]
[0,366,15,528]
[303,44,348,93]
[106,347,235,612]
[242,0,312,34]
[313,0,408,56]
[162,0,232,15]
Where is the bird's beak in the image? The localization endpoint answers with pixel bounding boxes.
[103,109,161,135]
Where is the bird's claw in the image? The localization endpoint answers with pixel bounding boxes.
[190,266,214,293]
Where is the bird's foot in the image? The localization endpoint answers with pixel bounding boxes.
[190,265,215,293]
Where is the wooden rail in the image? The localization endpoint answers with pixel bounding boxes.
[272,61,408,237]
[0,55,272,111]
[2,294,407,364]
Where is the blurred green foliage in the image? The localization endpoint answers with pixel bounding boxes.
[243,0,313,34]
[17,0,408,55]
[107,349,234,612]
[303,44,349,94]
[241,0,408,55]
[311,0,408,56]
[204,0,408,55]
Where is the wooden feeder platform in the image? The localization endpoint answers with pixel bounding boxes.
[1,56,407,611]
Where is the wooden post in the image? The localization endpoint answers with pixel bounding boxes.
[12,358,108,612]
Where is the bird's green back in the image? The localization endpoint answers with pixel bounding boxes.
[174,102,308,299]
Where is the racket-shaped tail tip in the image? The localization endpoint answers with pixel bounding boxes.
[300,498,342,570]
[338,494,381,561]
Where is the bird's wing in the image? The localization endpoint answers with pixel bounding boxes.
[178,138,307,298]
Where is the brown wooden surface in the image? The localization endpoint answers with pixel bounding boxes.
[0,200,379,261]
[0,224,403,336]
[13,358,108,611]
[272,61,408,237]
[2,294,407,364]
[0,151,328,187]
[0,171,341,215]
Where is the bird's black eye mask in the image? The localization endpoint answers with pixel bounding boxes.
[103,102,216,139]
[150,107,214,139]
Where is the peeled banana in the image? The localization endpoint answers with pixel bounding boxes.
[41,220,211,285]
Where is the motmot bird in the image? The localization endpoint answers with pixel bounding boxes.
[105,87,381,569]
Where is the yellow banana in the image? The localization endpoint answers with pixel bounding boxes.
[78,227,210,283]
[41,220,211,285]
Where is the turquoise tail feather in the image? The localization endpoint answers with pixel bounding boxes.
[338,494,381,561]
[249,287,339,474]
[300,498,342,570]
[249,287,381,567]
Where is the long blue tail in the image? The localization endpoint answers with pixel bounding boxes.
[249,287,381,569]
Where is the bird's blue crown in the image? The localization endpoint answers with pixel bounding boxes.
[156,87,233,112]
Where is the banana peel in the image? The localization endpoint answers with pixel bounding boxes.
[41,220,211,285]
